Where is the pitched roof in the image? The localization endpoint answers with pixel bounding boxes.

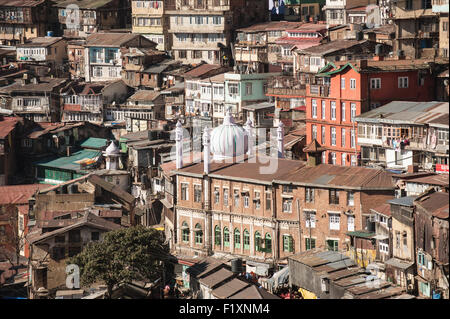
[0,117,21,139]
[0,184,51,205]
[303,139,326,153]
[182,64,223,79]
[17,37,64,48]
[415,191,449,219]
[237,21,304,32]
[405,174,449,187]
[211,278,250,299]
[0,77,67,94]
[0,0,45,7]
[370,203,392,217]
[128,90,161,102]
[229,284,280,299]
[28,212,122,244]
[88,175,135,204]
[85,33,143,47]
[52,0,114,8]
[298,39,376,56]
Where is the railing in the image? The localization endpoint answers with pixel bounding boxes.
[267,76,306,96]
[308,84,329,97]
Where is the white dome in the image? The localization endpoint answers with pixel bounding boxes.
[210,112,247,160]
[104,140,120,156]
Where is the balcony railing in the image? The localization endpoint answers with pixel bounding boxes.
[309,84,330,97]
[267,76,306,96]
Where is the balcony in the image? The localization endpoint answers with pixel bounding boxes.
[267,76,306,96]
[308,84,329,97]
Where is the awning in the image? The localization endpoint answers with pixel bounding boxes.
[160,198,173,209]
[372,234,389,240]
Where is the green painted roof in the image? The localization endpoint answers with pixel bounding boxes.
[80,137,108,150]
[35,149,101,172]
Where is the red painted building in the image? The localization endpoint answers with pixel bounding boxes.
[305,58,438,166]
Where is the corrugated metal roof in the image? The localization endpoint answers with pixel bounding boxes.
[385,258,415,270]
[199,268,234,288]
[80,137,108,150]
[0,184,50,205]
[212,278,249,299]
[388,196,417,207]
[35,149,101,172]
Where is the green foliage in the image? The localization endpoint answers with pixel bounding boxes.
[68,226,169,295]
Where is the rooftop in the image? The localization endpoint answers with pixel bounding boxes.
[297,39,377,56]
[405,174,449,187]
[0,117,21,139]
[0,184,50,206]
[182,64,224,79]
[35,149,101,172]
[388,196,417,207]
[85,33,148,48]
[128,90,161,102]
[237,21,304,33]
[0,0,45,7]
[415,191,449,219]
[355,101,449,125]
[80,137,109,150]
[53,0,114,9]
[17,37,64,48]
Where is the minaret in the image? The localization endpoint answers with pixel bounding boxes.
[203,127,211,174]
[103,140,120,170]
[244,117,254,156]
[175,121,183,169]
[277,121,284,159]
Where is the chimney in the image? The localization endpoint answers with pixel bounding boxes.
[203,127,211,174]
[359,59,368,69]
[175,121,183,169]
[244,118,254,156]
[277,121,284,159]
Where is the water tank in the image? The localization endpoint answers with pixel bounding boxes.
[375,44,383,56]
[356,31,364,41]
[231,258,243,274]
[46,31,53,37]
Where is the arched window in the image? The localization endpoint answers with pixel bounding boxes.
[223,227,230,247]
[255,231,262,252]
[214,225,221,246]
[265,233,272,253]
[181,221,189,243]
[194,223,202,244]
[243,229,250,250]
[234,228,241,249]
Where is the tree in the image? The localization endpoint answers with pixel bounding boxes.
[68,225,170,298]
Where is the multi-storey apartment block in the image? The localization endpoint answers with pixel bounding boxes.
[131,0,174,51]
[0,0,49,46]
[166,0,268,65]
[356,101,449,172]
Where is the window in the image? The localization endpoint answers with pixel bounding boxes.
[178,50,187,59]
[244,193,249,208]
[214,226,221,246]
[312,99,317,118]
[341,153,346,166]
[305,187,315,203]
[331,152,336,165]
[52,247,65,260]
[234,228,241,249]
[312,125,317,140]
[265,190,271,211]
[69,230,81,243]
[304,210,316,228]
[331,101,336,120]
[347,191,355,206]
[322,151,327,164]
[233,189,240,207]
[195,224,203,244]
[91,232,99,241]
[379,239,389,253]
[329,189,339,204]
[283,235,294,252]
[228,83,239,95]
[398,77,409,88]
[245,83,252,96]
[341,128,346,147]
[341,78,345,89]
[254,191,261,209]
[321,100,326,119]
[443,21,448,32]
[305,238,316,250]
[350,103,356,122]
[347,215,355,231]
[182,222,189,242]
[351,129,356,148]
[326,239,338,251]
[223,227,230,247]
[214,187,220,204]
[255,231,262,252]
[350,79,356,89]
[321,126,326,144]
[193,50,203,59]
[351,154,357,166]
[194,184,202,202]
[331,127,336,146]
[243,229,250,250]
[264,233,272,253]
[283,185,294,193]
[341,102,346,121]
[370,78,381,89]
[283,198,292,213]
[223,188,229,206]
[181,183,189,200]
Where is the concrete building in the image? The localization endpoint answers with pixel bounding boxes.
[433,0,449,58]
[323,0,377,25]
[355,101,449,172]
[392,0,440,59]
[0,0,50,46]
[283,0,326,22]
[166,0,268,65]
[131,0,174,51]
[83,33,158,82]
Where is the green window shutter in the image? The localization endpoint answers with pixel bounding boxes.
[289,236,294,252]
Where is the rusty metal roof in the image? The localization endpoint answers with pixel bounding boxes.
[199,268,235,289]
[212,278,250,299]
[187,257,224,278]
[415,191,449,219]
[0,184,50,206]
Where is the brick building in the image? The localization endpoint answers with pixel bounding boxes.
[305,58,441,167]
